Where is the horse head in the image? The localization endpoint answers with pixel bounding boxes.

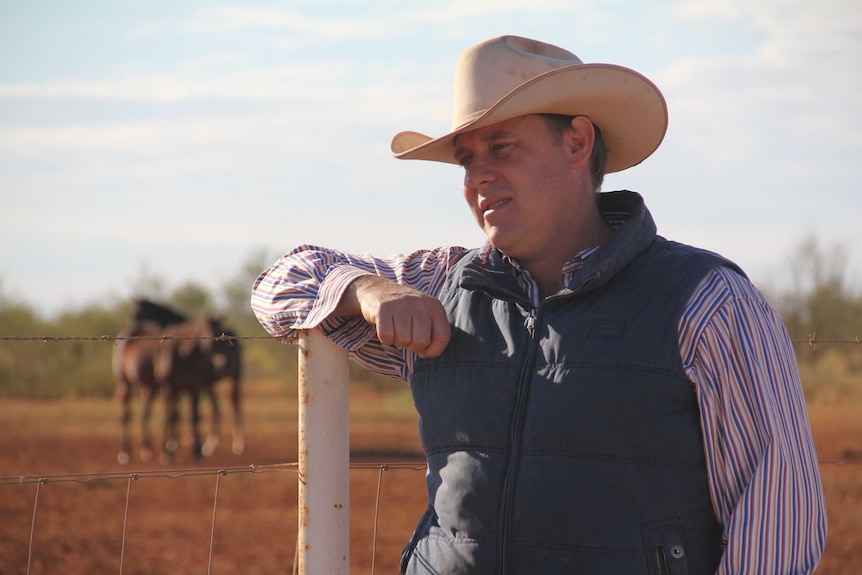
[131,299,188,327]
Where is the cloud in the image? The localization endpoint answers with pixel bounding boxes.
[184,6,387,37]
[183,1,579,37]
[655,0,862,175]
[0,61,365,102]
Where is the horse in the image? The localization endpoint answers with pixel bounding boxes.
[113,299,245,464]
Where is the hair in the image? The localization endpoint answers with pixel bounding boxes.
[540,114,607,191]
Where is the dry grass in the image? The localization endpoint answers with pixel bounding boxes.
[806,403,862,574]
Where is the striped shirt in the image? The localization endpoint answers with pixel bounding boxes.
[252,244,827,574]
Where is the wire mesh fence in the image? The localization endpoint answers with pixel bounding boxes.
[1,462,427,575]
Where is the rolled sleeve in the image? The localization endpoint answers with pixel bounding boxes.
[250,244,468,377]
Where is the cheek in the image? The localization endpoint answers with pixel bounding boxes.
[462,188,482,221]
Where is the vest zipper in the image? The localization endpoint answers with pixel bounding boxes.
[496,306,541,575]
[655,545,669,575]
[491,274,597,573]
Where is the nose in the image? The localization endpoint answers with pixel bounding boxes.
[463,156,496,190]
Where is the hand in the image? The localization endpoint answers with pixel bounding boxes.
[336,275,451,358]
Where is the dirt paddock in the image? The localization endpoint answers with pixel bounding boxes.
[0,379,860,574]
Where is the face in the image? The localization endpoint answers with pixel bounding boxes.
[454,114,597,266]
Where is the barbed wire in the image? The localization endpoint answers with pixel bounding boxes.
[794,338,862,345]
[0,333,288,344]
[1,333,862,347]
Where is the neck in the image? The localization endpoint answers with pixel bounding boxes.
[526,217,612,300]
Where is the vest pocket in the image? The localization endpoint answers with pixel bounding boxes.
[400,506,436,574]
[642,520,689,575]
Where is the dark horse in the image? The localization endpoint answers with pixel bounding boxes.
[113,299,245,464]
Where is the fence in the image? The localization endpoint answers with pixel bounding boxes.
[1,332,861,574]
[0,328,405,575]
[2,461,427,575]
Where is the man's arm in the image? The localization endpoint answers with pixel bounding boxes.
[681,267,827,574]
[251,244,466,377]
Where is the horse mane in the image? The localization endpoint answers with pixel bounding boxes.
[132,299,188,327]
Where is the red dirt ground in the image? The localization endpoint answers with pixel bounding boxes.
[0,381,860,574]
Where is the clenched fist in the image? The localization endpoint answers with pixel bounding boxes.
[334,275,451,358]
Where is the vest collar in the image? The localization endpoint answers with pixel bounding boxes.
[458,190,657,300]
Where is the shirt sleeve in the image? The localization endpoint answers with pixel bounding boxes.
[250,244,468,380]
[679,267,827,574]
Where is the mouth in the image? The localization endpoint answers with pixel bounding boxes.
[482,198,511,214]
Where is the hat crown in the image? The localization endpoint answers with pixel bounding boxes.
[452,36,584,130]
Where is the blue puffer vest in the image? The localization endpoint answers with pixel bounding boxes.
[402,191,738,575]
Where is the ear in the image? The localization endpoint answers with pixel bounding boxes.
[564,116,595,171]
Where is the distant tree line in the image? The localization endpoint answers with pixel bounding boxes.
[1,239,860,402]
[771,237,862,402]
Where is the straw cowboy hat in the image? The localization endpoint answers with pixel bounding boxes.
[390,35,667,174]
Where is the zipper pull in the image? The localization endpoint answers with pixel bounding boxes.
[524,309,536,336]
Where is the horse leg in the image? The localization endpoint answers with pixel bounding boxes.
[201,385,220,457]
[161,387,180,464]
[230,376,246,455]
[139,385,156,463]
[117,380,133,465]
[190,388,204,459]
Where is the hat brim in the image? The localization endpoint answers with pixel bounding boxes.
[390,63,667,174]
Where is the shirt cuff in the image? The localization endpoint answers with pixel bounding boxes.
[305,265,378,352]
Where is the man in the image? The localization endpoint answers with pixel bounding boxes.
[252,36,826,574]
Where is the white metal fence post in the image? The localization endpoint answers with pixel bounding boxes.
[297,329,350,574]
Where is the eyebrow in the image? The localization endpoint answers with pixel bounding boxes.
[453,129,518,162]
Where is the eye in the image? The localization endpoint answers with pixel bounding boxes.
[456,155,472,168]
[491,142,513,155]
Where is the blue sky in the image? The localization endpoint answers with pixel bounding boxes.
[1,0,861,316]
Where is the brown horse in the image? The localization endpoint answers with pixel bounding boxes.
[113,300,244,464]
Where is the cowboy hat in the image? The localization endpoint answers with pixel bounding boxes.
[390,35,667,173]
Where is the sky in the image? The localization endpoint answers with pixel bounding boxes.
[1,0,861,317]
